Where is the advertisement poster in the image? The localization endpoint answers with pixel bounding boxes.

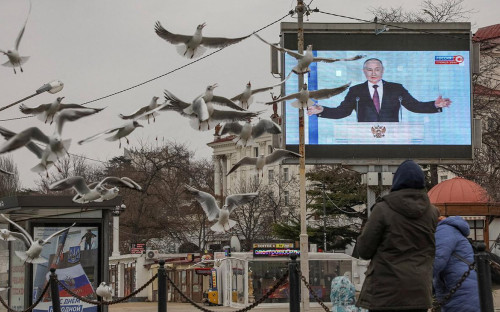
[10,239,26,311]
[30,226,100,312]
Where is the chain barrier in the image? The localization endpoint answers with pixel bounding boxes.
[55,273,158,306]
[164,269,289,312]
[431,262,475,312]
[296,268,330,312]
[0,281,50,312]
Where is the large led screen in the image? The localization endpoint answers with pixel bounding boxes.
[282,28,472,160]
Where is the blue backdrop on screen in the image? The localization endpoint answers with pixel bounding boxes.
[284,51,471,146]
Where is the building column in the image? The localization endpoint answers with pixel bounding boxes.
[214,155,222,197]
[112,204,126,257]
[221,155,228,198]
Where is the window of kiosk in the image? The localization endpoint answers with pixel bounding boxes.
[248,261,289,303]
[231,260,245,304]
[308,260,353,302]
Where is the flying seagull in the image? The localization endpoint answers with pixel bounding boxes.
[184,185,258,233]
[19,97,103,125]
[227,148,302,176]
[230,77,290,110]
[88,177,142,202]
[154,22,251,59]
[0,0,31,74]
[266,82,351,109]
[0,127,70,173]
[220,119,281,147]
[254,34,365,75]
[79,104,166,148]
[163,85,259,131]
[119,96,162,124]
[49,176,142,204]
[0,287,9,292]
[1,213,75,264]
[1,228,25,242]
[96,282,113,301]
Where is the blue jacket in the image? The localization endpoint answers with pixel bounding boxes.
[433,216,480,311]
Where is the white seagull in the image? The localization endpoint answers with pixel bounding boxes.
[79,104,166,148]
[89,177,142,202]
[266,83,351,109]
[227,148,302,176]
[230,78,290,110]
[184,185,258,233]
[0,228,25,242]
[0,287,9,292]
[1,213,75,264]
[0,0,31,74]
[19,97,103,125]
[96,282,113,301]
[163,85,259,131]
[254,34,365,75]
[220,119,282,147]
[119,96,162,124]
[49,176,142,204]
[154,22,251,59]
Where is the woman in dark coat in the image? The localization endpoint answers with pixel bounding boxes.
[356,160,439,311]
[433,216,480,311]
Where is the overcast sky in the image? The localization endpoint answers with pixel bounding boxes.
[0,0,498,189]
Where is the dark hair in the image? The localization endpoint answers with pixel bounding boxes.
[363,58,383,68]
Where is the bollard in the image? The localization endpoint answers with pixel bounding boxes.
[49,268,61,312]
[475,242,494,312]
[289,254,300,312]
[158,260,167,312]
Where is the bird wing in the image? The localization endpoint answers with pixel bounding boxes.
[19,103,52,115]
[0,167,14,175]
[265,92,300,104]
[184,185,220,221]
[154,22,192,45]
[313,54,365,63]
[99,177,142,190]
[220,122,243,136]
[308,83,351,100]
[265,149,302,165]
[210,96,245,111]
[226,157,257,176]
[133,104,167,121]
[55,108,105,135]
[210,109,261,123]
[0,126,45,158]
[41,223,76,245]
[251,119,282,138]
[49,176,91,195]
[9,232,31,248]
[121,177,142,190]
[119,106,149,120]
[14,0,31,51]
[201,34,251,48]
[57,104,90,110]
[162,90,192,116]
[225,192,259,214]
[253,33,303,59]
[0,127,49,154]
[78,127,121,145]
[0,214,33,244]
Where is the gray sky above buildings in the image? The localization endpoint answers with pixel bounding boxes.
[0,0,498,188]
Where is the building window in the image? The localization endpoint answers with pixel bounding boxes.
[254,147,259,157]
[440,175,448,182]
[468,220,484,242]
[284,191,289,206]
[268,169,274,183]
[268,145,273,154]
[283,168,289,181]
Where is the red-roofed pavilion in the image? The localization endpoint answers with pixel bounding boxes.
[428,177,500,249]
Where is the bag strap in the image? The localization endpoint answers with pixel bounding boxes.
[452,252,474,268]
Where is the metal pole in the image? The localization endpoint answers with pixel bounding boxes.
[49,268,61,312]
[296,0,310,309]
[323,183,327,252]
[158,260,167,312]
[475,243,494,312]
[288,254,300,312]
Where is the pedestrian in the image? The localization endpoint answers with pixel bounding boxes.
[355,160,439,311]
[330,274,365,312]
[433,216,480,311]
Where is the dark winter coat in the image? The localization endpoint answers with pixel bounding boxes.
[433,216,480,311]
[356,160,439,310]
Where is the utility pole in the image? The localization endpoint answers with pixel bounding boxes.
[322,183,327,252]
[296,0,310,309]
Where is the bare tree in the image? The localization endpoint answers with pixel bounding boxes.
[0,155,20,197]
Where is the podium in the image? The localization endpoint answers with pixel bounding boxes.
[330,122,425,144]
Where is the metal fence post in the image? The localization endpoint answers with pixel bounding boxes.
[49,268,61,312]
[289,254,300,312]
[475,242,494,312]
[158,260,167,312]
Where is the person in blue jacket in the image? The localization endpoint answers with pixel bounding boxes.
[433,216,480,311]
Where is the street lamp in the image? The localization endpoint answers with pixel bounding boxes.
[0,80,64,112]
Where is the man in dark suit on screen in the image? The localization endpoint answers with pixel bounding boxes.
[307,58,452,122]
